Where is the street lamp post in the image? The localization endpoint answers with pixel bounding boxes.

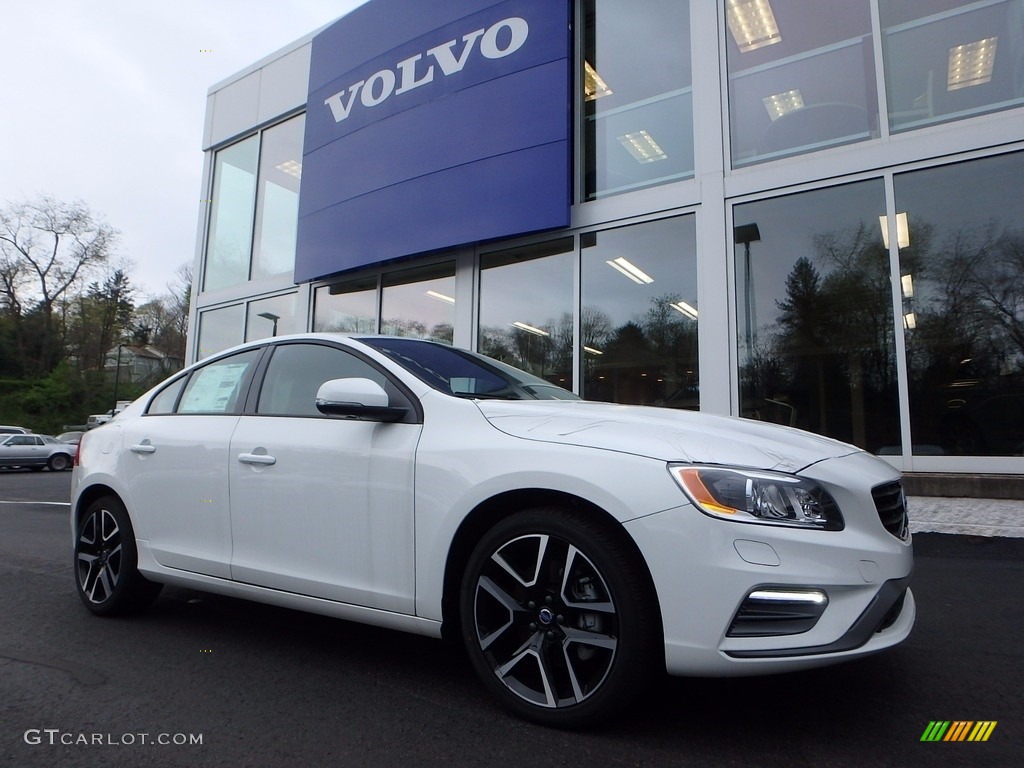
[258,312,280,337]
[734,223,761,358]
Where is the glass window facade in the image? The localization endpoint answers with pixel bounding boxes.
[381,263,456,343]
[895,151,1024,456]
[726,0,878,166]
[204,137,258,292]
[193,0,1024,477]
[313,277,378,333]
[197,305,244,360]
[735,181,901,453]
[245,293,299,342]
[881,0,1024,133]
[251,115,304,281]
[478,239,574,389]
[580,216,698,407]
[582,0,693,199]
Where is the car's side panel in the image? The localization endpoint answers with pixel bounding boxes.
[228,415,421,613]
[118,414,238,578]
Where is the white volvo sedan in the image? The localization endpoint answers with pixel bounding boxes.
[71,334,914,726]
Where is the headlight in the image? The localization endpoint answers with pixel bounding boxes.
[669,465,843,531]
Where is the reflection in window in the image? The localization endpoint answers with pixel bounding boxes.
[245,293,298,342]
[895,152,1024,457]
[735,181,901,453]
[258,343,386,417]
[204,137,259,292]
[197,304,244,360]
[381,263,456,343]
[251,115,304,280]
[581,217,698,407]
[313,277,377,333]
[479,239,574,388]
[882,0,1024,133]
[582,0,693,199]
[726,0,878,166]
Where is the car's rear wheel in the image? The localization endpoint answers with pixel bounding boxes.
[74,496,162,615]
[460,508,659,727]
[47,453,71,471]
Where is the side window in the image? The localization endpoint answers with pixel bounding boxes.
[257,343,390,417]
[8,436,32,446]
[147,376,187,415]
[177,349,260,415]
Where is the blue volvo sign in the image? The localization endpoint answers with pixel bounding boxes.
[295,0,571,283]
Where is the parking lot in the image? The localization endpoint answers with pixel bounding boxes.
[1,469,1020,767]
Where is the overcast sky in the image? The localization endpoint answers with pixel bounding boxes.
[1,0,368,300]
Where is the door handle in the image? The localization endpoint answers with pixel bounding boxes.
[129,443,156,454]
[238,452,276,466]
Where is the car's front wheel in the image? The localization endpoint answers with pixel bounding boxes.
[460,508,660,727]
[74,496,162,615]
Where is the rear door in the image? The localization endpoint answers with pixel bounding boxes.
[119,348,262,578]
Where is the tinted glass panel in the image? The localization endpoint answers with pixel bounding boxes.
[882,0,1024,132]
[204,136,258,291]
[583,0,693,199]
[258,343,387,417]
[895,151,1024,456]
[478,238,574,389]
[245,293,299,342]
[251,115,304,280]
[580,216,699,408]
[197,305,244,360]
[381,263,456,343]
[726,0,878,166]
[735,180,901,453]
[313,277,377,333]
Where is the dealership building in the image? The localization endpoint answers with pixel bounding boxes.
[188,0,1024,525]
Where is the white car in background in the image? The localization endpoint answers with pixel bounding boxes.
[71,334,914,726]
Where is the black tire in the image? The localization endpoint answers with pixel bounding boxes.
[460,507,660,727]
[74,495,162,616]
[48,453,71,472]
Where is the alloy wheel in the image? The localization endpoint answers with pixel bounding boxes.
[77,506,123,604]
[471,532,619,709]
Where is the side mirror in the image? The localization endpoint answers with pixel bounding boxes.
[314,378,408,422]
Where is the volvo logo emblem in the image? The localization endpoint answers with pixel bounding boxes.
[538,607,555,626]
[323,16,530,123]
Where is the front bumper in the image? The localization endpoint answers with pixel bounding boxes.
[624,454,915,676]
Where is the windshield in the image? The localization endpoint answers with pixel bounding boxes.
[361,337,579,401]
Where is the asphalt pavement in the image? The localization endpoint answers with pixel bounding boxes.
[0,469,1020,767]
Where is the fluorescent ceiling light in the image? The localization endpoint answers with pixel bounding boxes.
[584,61,613,101]
[670,301,699,320]
[900,274,914,299]
[583,346,604,356]
[903,312,917,330]
[607,257,654,285]
[727,0,782,53]
[512,321,550,337]
[424,290,455,304]
[947,37,998,91]
[879,212,910,249]
[617,130,668,164]
[276,159,302,178]
[763,89,804,121]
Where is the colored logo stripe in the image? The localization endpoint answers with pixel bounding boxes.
[920,721,997,742]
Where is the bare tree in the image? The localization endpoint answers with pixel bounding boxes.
[0,196,118,373]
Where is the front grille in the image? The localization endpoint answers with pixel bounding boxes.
[872,481,909,540]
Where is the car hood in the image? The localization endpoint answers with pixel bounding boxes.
[476,400,861,473]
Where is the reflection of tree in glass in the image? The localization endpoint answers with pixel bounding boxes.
[903,222,1024,455]
[743,222,899,450]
